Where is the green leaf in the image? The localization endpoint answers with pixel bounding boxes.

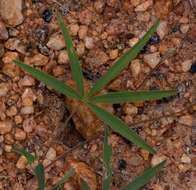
[87,19,160,97]
[103,127,112,190]
[121,161,166,190]
[80,178,91,190]
[90,90,177,104]
[12,145,36,165]
[13,60,81,100]
[51,167,75,190]
[35,163,45,190]
[57,16,84,97]
[87,103,156,154]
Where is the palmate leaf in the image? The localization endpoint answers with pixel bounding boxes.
[51,167,75,190]
[121,161,166,190]
[87,19,160,97]
[90,90,177,104]
[13,60,81,100]
[103,127,112,190]
[35,163,45,190]
[12,145,36,165]
[57,16,84,97]
[87,103,156,154]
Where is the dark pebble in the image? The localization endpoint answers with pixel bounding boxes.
[189,63,196,74]
[140,44,148,53]
[42,9,53,23]
[34,27,49,42]
[149,33,160,45]
[118,159,127,170]
[82,69,94,80]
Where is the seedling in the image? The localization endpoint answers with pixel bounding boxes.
[13,16,176,155]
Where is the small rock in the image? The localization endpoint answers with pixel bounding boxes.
[181,154,191,164]
[189,63,196,74]
[130,59,141,76]
[23,117,36,133]
[68,159,97,190]
[42,9,53,23]
[69,24,79,36]
[19,76,35,87]
[180,24,189,34]
[0,120,13,134]
[6,106,17,117]
[24,54,49,66]
[58,51,69,64]
[118,159,127,170]
[151,154,166,166]
[0,0,24,26]
[179,114,193,126]
[128,37,139,47]
[22,88,36,106]
[0,83,8,97]
[157,21,168,39]
[135,0,152,11]
[154,0,173,19]
[0,43,5,57]
[53,66,65,76]
[144,52,160,68]
[109,49,118,60]
[15,128,26,141]
[129,155,143,166]
[2,51,20,77]
[181,60,192,72]
[76,42,85,56]
[45,147,56,161]
[84,37,94,49]
[47,33,65,50]
[94,0,105,13]
[0,20,8,40]
[16,156,28,169]
[123,104,138,115]
[78,25,88,39]
[21,106,34,115]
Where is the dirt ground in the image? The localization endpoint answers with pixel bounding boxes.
[0,0,195,189]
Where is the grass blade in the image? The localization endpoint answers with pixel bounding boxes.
[12,145,36,165]
[13,60,81,100]
[87,103,156,154]
[80,178,91,190]
[35,163,45,190]
[57,16,84,96]
[121,161,166,190]
[90,90,177,104]
[87,19,160,97]
[103,127,112,190]
[51,167,75,190]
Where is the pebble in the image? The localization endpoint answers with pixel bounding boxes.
[181,60,192,72]
[84,37,94,49]
[144,52,160,68]
[0,0,24,26]
[23,117,36,133]
[20,106,34,115]
[128,37,139,47]
[76,42,85,56]
[181,154,191,164]
[45,147,56,161]
[78,25,88,39]
[22,88,36,106]
[58,51,69,64]
[154,0,173,18]
[47,33,65,50]
[118,159,127,170]
[130,59,141,76]
[135,0,152,12]
[2,51,19,77]
[189,63,196,74]
[109,49,118,60]
[157,21,168,39]
[19,76,35,87]
[0,20,8,40]
[6,106,17,117]
[16,156,28,169]
[123,104,138,115]
[0,43,4,57]
[42,9,53,23]
[15,128,26,141]
[94,0,105,13]
[179,114,193,126]
[69,24,79,36]
[0,120,13,135]
[151,154,167,166]
[24,53,49,66]
[0,83,8,97]
[180,24,189,34]
[129,155,143,166]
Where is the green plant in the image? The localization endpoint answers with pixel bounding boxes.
[13,15,176,189]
